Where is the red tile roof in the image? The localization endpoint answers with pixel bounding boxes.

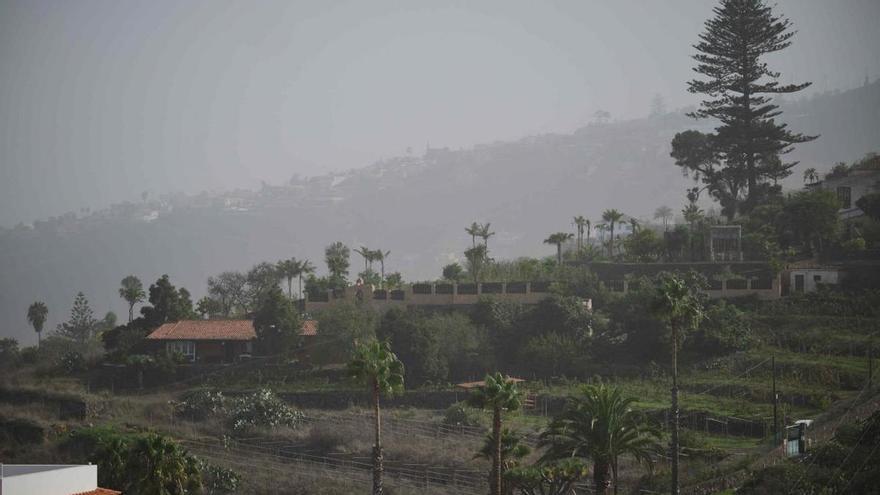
[300,319,318,336]
[146,320,257,341]
[72,489,121,495]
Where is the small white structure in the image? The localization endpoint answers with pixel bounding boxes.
[789,268,841,294]
[0,464,117,495]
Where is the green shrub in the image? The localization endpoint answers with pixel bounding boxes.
[442,402,482,427]
[172,389,226,420]
[0,416,44,445]
[200,461,241,495]
[228,388,304,432]
[57,351,86,374]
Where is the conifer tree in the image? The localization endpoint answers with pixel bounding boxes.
[672,0,816,219]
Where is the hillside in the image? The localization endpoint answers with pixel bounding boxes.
[2,81,879,344]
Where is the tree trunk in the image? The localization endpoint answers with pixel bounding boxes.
[612,457,619,495]
[671,323,680,495]
[128,303,135,323]
[609,223,615,258]
[492,406,502,495]
[298,275,303,301]
[593,460,611,495]
[287,278,293,300]
[373,378,384,495]
[557,244,563,266]
[380,260,385,289]
[37,330,41,348]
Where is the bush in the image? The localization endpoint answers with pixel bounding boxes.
[442,402,482,427]
[172,389,226,421]
[0,416,44,445]
[57,351,86,374]
[228,388,304,432]
[200,461,241,495]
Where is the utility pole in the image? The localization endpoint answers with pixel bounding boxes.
[772,355,778,443]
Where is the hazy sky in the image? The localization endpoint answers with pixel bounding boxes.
[2,0,878,226]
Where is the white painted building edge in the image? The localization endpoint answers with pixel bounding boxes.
[0,464,97,495]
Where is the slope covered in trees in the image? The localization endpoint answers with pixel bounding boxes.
[1,80,879,343]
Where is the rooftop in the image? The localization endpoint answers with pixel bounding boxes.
[147,319,257,341]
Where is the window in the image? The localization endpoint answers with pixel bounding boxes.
[169,341,195,361]
[813,275,822,282]
[837,186,852,209]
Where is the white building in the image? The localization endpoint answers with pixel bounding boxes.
[788,268,841,294]
[0,465,119,495]
[807,168,880,220]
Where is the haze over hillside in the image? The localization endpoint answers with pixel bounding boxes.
[1,81,878,344]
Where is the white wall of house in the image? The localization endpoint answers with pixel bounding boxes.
[790,269,840,293]
[1,465,98,495]
[813,170,880,220]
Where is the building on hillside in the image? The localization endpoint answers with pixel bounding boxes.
[709,225,743,261]
[782,260,880,294]
[0,464,120,495]
[304,281,564,313]
[807,168,880,220]
[786,267,841,294]
[146,319,318,363]
[147,319,256,363]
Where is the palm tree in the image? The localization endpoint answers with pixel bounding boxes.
[601,209,624,258]
[276,258,300,300]
[118,275,145,323]
[467,373,522,495]
[573,216,588,253]
[129,433,202,494]
[803,167,819,184]
[354,246,373,273]
[650,275,704,495]
[464,244,488,284]
[654,206,673,232]
[466,222,481,248]
[325,242,351,288]
[298,260,315,300]
[27,301,48,347]
[478,222,496,249]
[349,340,405,495]
[374,250,391,288]
[682,204,705,261]
[544,232,574,265]
[475,428,530,495]
[539,384,661,495]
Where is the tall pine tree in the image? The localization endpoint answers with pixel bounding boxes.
[56,292,97,345]
[671,0,816,219]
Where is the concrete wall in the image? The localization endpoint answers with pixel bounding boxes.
[605,274,781,300]
[1,465,97,495]
[305,282,553,313]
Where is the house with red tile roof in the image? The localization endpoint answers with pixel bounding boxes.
[147,319,257,363]
[146,319,318,363]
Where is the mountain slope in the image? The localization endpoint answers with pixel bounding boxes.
[2,81,878,344]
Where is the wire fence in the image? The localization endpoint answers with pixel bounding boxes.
[181,436,488,495]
